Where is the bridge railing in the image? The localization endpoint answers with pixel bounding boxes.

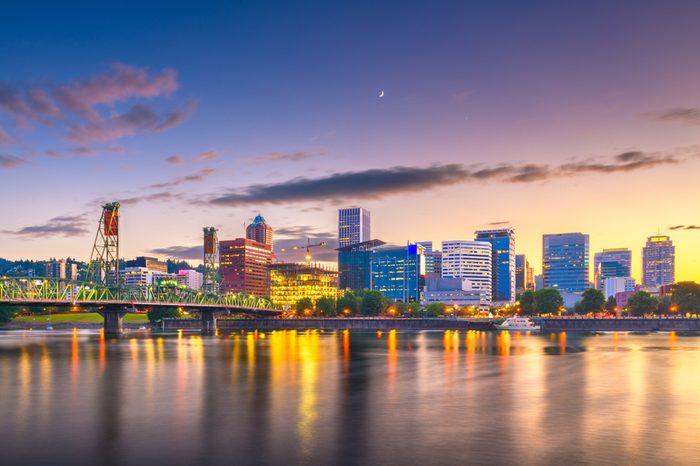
[0,277,278,310]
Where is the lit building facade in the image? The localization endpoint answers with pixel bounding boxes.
[515,254,534,293]
[269,263,339,307]
[125,256,168,273]
[475,228,515,304]
[423,276,489,307]
[338,207,370,248]
[337,239,385,290]
[594,248,632,289]
[441,240,492,304]
[417,241,433,253]
[642,235,675,288]
[45,259,78,280]
[219,238,272,297]
[121,267,176,286]
[370,244,425,302]
[603,276,636,299]
[176,269,203,290]
[542,233,589,294]
[246,214,273,248]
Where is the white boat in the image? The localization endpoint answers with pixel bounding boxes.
[496,317,540,331]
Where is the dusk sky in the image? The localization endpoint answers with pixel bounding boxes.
[1,0,699,282]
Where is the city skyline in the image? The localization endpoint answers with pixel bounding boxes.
[1,1,700,283]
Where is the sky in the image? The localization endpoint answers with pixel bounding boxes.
[1,0,699,282]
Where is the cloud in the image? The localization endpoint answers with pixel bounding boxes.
[3,214,89,237]
[53,63,178,121]
[165,154,185,165]
[148,168,217,189]
[244,150,327,166]
[0,83,60,124]
[45,145,124,158]
[201,151,685,207]
[66,102,195,143]
[0,127,9,144]
[669,225,700,230]
[486,221,510,226]
[147,245,202,260]
[193,150,218,162]
[0,154,28,168]
[118,192,185,206]
[651,108,700,126]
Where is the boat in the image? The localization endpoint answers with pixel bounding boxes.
[496,317,540,331]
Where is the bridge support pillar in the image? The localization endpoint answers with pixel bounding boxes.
[98,310,128,335]
[201,309,217,335]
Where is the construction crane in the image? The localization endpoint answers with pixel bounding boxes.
[280,239,327,266]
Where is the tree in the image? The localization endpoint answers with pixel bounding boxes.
[627,291,658,316]
[337,291,360,315]
[657,295,673,315]
[315,296,336,316]
[295,297,314,315]
[424,302,445,317]
[671,282,700,313]
[519,289,535,315]
[605,295,617,313]
[0,306,19,324]
[147,307,181,323]
[534,288,564,315]
[580,288,605,313]
[407,302,421,314]
[360,291,388,316]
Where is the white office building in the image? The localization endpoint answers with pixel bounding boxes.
[441,240,492,304]
[338,207,371,248]
[604,276,636,299]
[177,269,203,290]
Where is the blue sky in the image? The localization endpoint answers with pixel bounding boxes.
[2,0,700,280]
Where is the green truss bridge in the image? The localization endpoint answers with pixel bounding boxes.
[0,201,282,334]
[0,276,282,334]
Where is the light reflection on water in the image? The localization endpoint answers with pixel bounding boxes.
[0,330,699,465]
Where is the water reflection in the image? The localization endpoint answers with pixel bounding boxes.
[0,330,699,465]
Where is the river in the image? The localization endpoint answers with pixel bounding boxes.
[0,329,698,465]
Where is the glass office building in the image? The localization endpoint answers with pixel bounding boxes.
[337,239,385,290]
[475,228,515,304]
[338,207,371,248]
[370,244,425,302]
[542,233,590,293]
[593,248,632,289]
[642,235,675,288]
[441,240,493,304]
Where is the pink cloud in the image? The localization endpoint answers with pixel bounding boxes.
[0,127,10,145]
[166,154,185,165]
[193,149,218,162]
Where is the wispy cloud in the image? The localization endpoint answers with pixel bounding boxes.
[148,168,217,189]
[0,154,28,168]
[147,245,201,260]
[165,154,185,165]
[202,151,682,207]
[669,225,700,230]
[244,150,327,166]
[650,108,700,126]
[0,127,11,145]
[3,214,89,237]
[193,150,218,162]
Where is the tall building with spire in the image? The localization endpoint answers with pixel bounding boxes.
[246,214,273,248]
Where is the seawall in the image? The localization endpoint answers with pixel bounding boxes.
[540,317,700,332]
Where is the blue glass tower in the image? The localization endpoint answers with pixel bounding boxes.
[543,233,590,293]
[370,244,425,302]
[474,228,515,304]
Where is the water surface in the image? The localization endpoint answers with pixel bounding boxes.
[0,329,698,465]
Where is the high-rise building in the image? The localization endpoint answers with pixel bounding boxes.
[417,241,433,253]
[337,239,385,290]
[370,244,425,302]
[45,259,74,279]
[441,240,492,304]
[219,238,273,297]
[126,256,168,273]
[424,250,443,276]
[176,269,203,290]
[603,277,636,299]
[593,248,632,289]
[642,235,675,288]
[246,214,273,248]
[475,228,515,304]
[338,207,370,248]
[542,233,589,293]
[269,263,339,307]
[515,254,534,293]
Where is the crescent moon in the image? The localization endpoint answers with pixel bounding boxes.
[379,90,384,97]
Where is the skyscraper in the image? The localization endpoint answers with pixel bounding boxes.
[219,238,273,297]
[337,239,385,290]
[246,214,273,248]
[338,207,370,248]
[542,233,589,293]
[593,248,632,289]
[515,254,534,293]
[441,240,492,304]
[475,228,515,304]
[642,235,675,288]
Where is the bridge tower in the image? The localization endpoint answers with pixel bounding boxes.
[202,227,219,294]
[86,202,121,288]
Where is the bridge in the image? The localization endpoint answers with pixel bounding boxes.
[0,202,282,334]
